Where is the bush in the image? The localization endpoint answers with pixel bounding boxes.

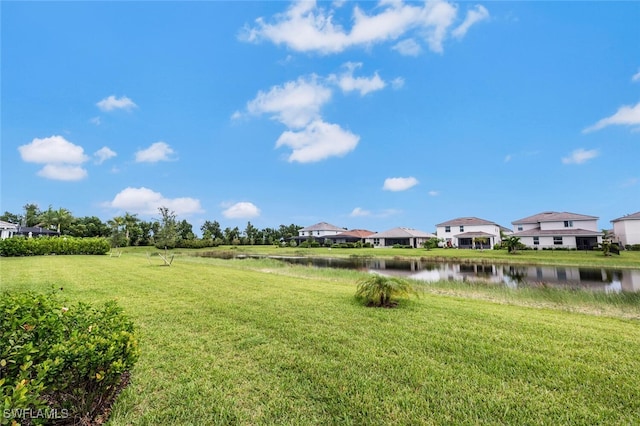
[0,236,110,257]
[626,244,640,251]
[355,274,418,307]
[1,291,139,425]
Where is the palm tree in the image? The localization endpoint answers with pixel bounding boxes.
[503,236,522,254]
[355,274,418,307]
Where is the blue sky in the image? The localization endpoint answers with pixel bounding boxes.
[2,1,639,235]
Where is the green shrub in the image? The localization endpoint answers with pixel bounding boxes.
[355,274,418,307]
[0,237,110,257]
[1,291,139,425]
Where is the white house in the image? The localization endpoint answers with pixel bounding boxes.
[435,217,508,249]
[365,227,436,248]
[293,222,345,244]
[511,211,602,250]
[0,220,18,239]
[611,212,640,247]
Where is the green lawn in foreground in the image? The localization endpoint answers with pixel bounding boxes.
[1,254,639,425]
[173,245,640,269]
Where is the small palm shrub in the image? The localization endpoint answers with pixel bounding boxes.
[355,274,418,307]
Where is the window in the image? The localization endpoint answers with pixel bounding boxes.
[564,221,573,228]
[373,238,380,246]
[459,226,464,232]
[517,226,523,231]
[445,226,450,233]
[301,231,305,236]
[554,236,563,245]
[317,231,320,235]
[533,236,539,245]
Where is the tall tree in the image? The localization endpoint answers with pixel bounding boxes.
[23,203,41,227]
[201,220,223,241]
[177,219,195,241]
[243,221,258,245]
[0,211,20,224]
[155,207,178,249]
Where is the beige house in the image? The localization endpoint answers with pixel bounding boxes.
[511,211,602,250]
[365,227,436,248]
[435,217,508,249]
[611,212,640,247]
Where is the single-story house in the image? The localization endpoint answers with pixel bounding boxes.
[435,217,509,249]
[511,211,602,250]
[322,229,375,245]
[14,226,60,238]
[365,227,436,248]
[0,220,18,239]
[611,211,640,247]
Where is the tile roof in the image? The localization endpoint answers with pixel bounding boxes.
[0,220,18,229]
[300,222,345,232]
[436,217,496,227]
[367,227,436,239]
[512,211,598,225]
[611,211,640,222]
[334,229,375,238]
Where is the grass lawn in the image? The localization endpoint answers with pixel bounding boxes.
[180,245,640,269]
[1,253,639,425]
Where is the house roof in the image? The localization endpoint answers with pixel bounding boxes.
[333,229,375,238]
[512,211,598,225]
[611,211,640,222]
[511,228,602,237]
[436,217,496,227]
[367,227,436,239]
[0,220,18,230]
[299,222,345,232]
[454,231,495,238]
[15,226,60,235]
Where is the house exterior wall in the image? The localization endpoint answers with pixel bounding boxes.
[436,224,502,248]
[519,235,579,249]
[539,219,598,232]
[513,223,538,232]
[299,229,342,237]
[613,220,640,246]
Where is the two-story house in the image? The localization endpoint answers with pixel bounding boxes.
[511,211,602,250]
[435,217,508,249]
[611,212,640,247]
[294,222,346,245]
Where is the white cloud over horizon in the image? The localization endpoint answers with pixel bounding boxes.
[94,146,117,164]
[632,69,640,82]
[96,95,137,112]
[106,187,203,216]
[350,207,371,217]
[383,176,419,191]
[18,135,89,181]
[241,0,487,55]
[135,142,176,163]
[452,5,490,39]
[583,102,640,133]
[562,148,599,165]
[428,190,440,196]
[222,202,261,219]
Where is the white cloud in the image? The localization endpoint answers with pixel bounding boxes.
[106,187,203,216]
[94,147,117,164]
[18,135,89,181]
[246,76,332,128]
[392,38,422,56]
[222,202,261,219]
[562,148,599,165]
[391,77,405,89]
[428,190,440,196]
[632,69,640,82]
[383,176,419,191]
[90,117,101,126]
[583,102,640,133]
[504,154,512,163]
[19,135,88,164]
[621,177,638,187]
[37,165,87,181]
[330,62,386,96]
[350,207,371,217]
[242,0,484,55]
[452,5,489,39]
[276,120,359,163]
[135,142,176,163]
[96,95,137,112]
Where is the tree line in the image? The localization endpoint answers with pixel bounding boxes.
[0,204,302,248]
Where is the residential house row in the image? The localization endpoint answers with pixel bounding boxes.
[294,210,640,250]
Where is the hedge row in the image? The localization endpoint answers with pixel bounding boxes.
[1,291,139,425]
[0,236,110,257]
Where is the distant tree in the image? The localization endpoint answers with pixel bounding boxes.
[243,221,258,245]
[0,211,20,224]
[177,219,195,241]
[473,236,489,250]
[422,237,441,251]
[155,207,178,249]
[108,216,127,247]
[502,236,522,254]
[23,203,41,227]
[201,220,223,241]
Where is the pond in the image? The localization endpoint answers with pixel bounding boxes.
[196,252,640,293]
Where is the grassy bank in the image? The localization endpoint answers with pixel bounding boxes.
[1,254,639,424]
[163,245,640,269]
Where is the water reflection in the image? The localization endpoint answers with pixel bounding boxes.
[195,252,640,293]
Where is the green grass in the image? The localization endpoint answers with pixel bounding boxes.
[164,244,640,269]
[1,253,639,425]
